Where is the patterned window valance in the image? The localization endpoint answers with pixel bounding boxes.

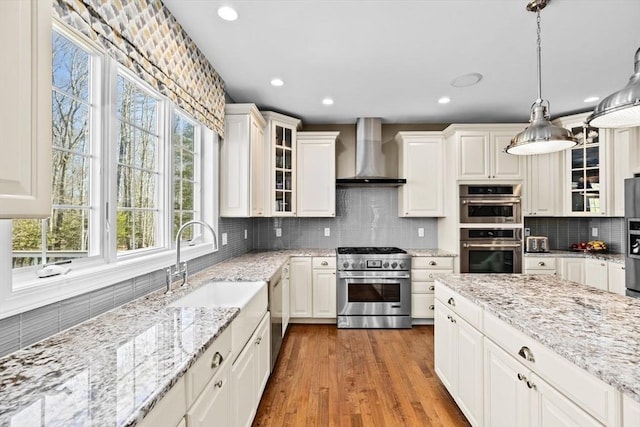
[54,0,226,136]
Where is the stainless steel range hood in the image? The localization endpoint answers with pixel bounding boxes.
[336,118,406,186]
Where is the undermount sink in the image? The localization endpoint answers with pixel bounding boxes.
[169,281,268,358]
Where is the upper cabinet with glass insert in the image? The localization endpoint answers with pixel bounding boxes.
[555,113,608,216]
[0,1,52,218]
[262,112,301,217]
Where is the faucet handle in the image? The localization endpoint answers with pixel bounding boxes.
[180,261,189,287]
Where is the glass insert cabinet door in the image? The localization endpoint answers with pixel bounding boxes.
[274,125,293,214]
[569,124,603,214]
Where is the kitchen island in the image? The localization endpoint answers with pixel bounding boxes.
[434,273,640,426]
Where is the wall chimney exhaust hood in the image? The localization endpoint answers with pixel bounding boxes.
[336,118,407,187]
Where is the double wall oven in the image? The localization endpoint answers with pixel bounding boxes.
[460,184,523,274]
[336,247,412,329]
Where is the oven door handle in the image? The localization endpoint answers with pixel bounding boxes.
[338,275,412,280]
[462,243,521,248]
[461,199,521,205]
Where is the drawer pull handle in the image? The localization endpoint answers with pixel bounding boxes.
[211,352,224,369]
[518,346,535,363]
[428,261,437,266]
[526,380,537,390]
[321,261,328,266]
[215,380,224,388]
[429,285,435,291]
[538,261,545,266]
[517,373,526,381]
[429,305,435,310]
[447,297,456,306]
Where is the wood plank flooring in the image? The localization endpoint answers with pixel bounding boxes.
[253,324,470,427]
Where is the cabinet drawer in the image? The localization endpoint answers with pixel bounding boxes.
[138,377,186,427]
[412,293,435,318]
[524,257,556,270]
[185,326,232,405]
[434,284,482,330]
[312,257,336,269]
[412,269,452,282]
[412,256,454,269]
[412,281,436,294]
[483,311,617,425]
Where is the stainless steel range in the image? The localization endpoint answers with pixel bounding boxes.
[336,247,412,329]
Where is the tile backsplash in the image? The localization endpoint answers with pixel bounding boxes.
[524,216,625,253]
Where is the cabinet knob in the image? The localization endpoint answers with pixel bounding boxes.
[538,261,545,266]
[428,261,437,266]
[256,337,262,345]
[211,352,224,369]
[429,305,435,310]
[447,297,456,306]
[429,285,435,291]
[215,380,224,388]
[321,261,328,266]
[518,346,535,363]
[601,263,605,267]
[517,373,526,381]
[526,380,537,390]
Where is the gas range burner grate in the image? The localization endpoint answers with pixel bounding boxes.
[337,247,407,255]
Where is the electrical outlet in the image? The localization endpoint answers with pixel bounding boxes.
[592,227,598,237]
[221,233,228,245]
[324,227,330,237]
[275,228,282,237]
[418,227,425,237]
[524,228,531,237]
[244,229,248,239]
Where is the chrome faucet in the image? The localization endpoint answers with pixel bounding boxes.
[166,220,218,294]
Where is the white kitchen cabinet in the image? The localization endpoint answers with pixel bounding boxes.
[584,258,609,291]
[411,256,453,319]
[609,127,640,216]
[138,377,187,427]
[623,394,640,427]
[296,131,338,217]
[523,257,556,275]
[434,286,484,427]
[607,262,626,296]
[558,257,585,284]
[0,0,52,218]
[524,152,562,216]
[282,262,290,335]
[220,104,266,217]
[231,311,270,427]
[312,257,337,318]
[451,126,524,181]
[186,362,230,427]
[262,111,302,217]
[555,113,609,216]
[395,132,445,217]
[290,257,313,318]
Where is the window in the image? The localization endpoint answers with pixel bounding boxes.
[115,75,160,254]
[12,30,93,268]
[173,111,201,241]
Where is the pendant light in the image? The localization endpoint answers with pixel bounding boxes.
[506,0,578,156]
[586,47,640,128]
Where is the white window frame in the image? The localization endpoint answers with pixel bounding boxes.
[0,21,218,319]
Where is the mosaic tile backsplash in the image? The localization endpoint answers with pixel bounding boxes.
[524,216,625,253]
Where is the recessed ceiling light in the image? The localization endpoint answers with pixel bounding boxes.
[322,98,334,106]
[270,78,284,87]
[217,6,238,21]
[450,73,483,88]
[584,96,600,103]
[438,96,451,104]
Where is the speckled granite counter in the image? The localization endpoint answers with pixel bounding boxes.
[406,249,458,257]
[0,248,334,426]
[435,273,640,402]
[524,250,625,264]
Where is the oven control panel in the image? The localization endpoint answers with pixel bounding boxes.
[338,256,410,271]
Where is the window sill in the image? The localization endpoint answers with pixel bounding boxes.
[1,244,216,319]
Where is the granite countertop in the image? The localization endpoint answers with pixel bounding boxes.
[406,249,458,257]
[524,250,625,264]
[0,248,335,426]
[435,273,640,402]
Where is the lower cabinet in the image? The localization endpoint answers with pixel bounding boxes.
[282,262,291,334]
[584,258,609,291]
[434,299,484,426]
[623,394,640,427]
[290,257,313,317]
[411,256,453,319]
[231,311,271,427]
[290,256,337,320]
[186,362,230,427]
[558,257,585,284]
[312,257,337,317]
[607,262,626,296]
[484,338,601,427]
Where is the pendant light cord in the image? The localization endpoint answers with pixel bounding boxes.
[536,9,543,103]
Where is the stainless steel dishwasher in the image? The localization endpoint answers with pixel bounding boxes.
[268,268,283,371]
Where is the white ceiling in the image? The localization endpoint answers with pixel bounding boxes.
[163,0,640,125]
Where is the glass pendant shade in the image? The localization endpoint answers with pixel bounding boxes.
[507,104,578,155]
[587,48,640,128]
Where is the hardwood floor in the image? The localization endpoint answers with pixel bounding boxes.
[254,324,470,427]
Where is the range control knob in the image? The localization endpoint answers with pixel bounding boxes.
[383,262,389,268]
[351,262,357,268]
[399,262,405,269]
[343,262,349,268]
[360,262,365,268]
[391,262,398,269]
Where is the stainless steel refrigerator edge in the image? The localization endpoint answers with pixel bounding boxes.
[624,177,640,297]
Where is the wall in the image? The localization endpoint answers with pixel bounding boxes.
[253,187,438,250]
[524,216,625,253]
[0,218,252,358]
